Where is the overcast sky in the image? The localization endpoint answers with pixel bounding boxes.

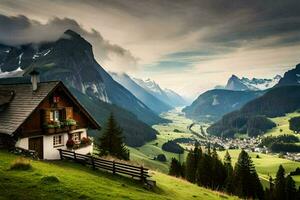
[1,0,300,99]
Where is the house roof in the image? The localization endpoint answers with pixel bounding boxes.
[0,90,14,106]
[0,79,101,136]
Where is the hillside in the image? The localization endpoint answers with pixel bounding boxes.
[207,85,300,137]
[183,89,263,122]
[276,63,300,87]
[110,72,172,114]
[128,109,300,187]
[0,150,237,200]
[266,112,300,137]
[0,30,166,126]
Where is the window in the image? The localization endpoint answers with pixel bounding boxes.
[50,110,60,122]
[53,135,63,147]
[72,132,81,143]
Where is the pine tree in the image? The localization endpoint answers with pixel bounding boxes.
[97,113,129,160]
[210,147,226,190]
[185,143,202,183]
[233,150,264,199]
[224,150,234,193]
[285,175,296,200]
[169,158,184,177]
[274,165,286,200]
[196,153,213,187]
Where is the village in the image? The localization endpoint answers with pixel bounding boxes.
[193,134,300,162]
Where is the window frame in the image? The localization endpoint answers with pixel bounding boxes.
[53,134,64,147]
[72,132,81,144]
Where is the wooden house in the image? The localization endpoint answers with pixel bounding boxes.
[0,72,101,159]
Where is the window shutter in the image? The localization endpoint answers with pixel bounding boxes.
[65,107,73,119]
[42,109,51,123]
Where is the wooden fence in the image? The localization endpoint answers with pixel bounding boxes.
[58,149,150,182]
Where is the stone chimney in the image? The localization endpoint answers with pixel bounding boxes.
[29,69,40,91]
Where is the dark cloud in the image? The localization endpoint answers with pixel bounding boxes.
[0,14,138,70]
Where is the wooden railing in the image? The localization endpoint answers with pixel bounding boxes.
[58,149,150,182]
[11,147,38,159]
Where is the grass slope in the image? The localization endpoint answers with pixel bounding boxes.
[0,151,237,200]
[217,150,300,188]
[266,112,300,137]
[129,108,195,173]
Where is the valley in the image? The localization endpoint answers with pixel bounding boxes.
[129,108,300,187]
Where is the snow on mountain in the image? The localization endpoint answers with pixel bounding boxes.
[110,72,172,114]
[224,74,282,91]
[133,78,187,107]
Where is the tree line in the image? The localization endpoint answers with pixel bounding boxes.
[169,145,300,199]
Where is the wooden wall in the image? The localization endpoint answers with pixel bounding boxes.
[19,86,93,136]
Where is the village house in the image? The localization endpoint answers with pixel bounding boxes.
[0,71,101,159]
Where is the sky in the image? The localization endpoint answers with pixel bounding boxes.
[0,0,300,100]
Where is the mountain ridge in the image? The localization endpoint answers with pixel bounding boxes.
[110,72,172,114]
[0,29,166,146]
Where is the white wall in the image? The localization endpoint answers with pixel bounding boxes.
[43,133,69,160]
[15,137,28,149]
[15,128,93,160]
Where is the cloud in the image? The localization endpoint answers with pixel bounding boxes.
[0,14,138,72]
[1,0,300,97]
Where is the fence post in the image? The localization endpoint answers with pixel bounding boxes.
[113,161,116,174]
[91,156,95,170]
[141,166,145,183]
[74,151,77,160]
[59,149,63,160]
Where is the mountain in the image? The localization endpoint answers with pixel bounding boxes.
[133,78,187,107]
[0,29,168,146]
[276,63,300,86]
[207,85,300,138]
[183,89,264,122]
[164,89,187,107]
[110,72,172,114]
[224,74,281,91]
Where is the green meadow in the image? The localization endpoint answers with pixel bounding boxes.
[0,150,238,200]
[266,112,300,138]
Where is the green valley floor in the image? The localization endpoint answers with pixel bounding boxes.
[129,109,300,187]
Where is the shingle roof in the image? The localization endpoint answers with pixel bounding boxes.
[0,90,14,106]
[0,81,60,135]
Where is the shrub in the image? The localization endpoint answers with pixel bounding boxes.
[156,154,167,162]
[80,137,92,146]
[66,139,75,149]
[10,157,32,170]
[290,167,300,176]
[65,119,77,126]
[41,176,60,184]
[162,140,184,154]
[173,129,183,133]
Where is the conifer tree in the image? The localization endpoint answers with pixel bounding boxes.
[224,150,234,193]
[169,158,184,177]
[196,153,213,187]
[233,150,264,199]
[274,165,286,200]
[210,147,226,189]
[97,113,129,160]
[285,175,296,200]
[185,143,202,183]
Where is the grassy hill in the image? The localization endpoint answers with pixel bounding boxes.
[217,150,300,188]
[266,112,300,138]
[129,108,195,173]
[0,150,237,200]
